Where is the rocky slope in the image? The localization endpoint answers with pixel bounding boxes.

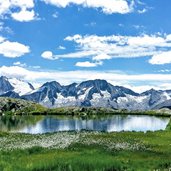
[0,97,45,115]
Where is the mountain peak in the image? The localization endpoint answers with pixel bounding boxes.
[0,76,35,96]
[0,76,8,80]
[42,81,61,86]
[0,76,14,95]
[0,76,171,110]
[141,88,162,96]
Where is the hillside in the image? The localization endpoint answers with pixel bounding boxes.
[0,97,46,115]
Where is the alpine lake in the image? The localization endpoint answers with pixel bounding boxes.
[0,114,170,134]
[1,113,171,171]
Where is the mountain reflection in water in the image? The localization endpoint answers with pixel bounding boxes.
[0,115,169,134]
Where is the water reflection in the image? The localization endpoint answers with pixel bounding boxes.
[0,115,43,132]
[0,115,169,134]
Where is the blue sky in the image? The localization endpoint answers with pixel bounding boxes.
[0,0,171,92]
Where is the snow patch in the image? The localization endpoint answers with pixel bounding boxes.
[8,78,34,96]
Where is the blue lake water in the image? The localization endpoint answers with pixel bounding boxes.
[0,115,169,134]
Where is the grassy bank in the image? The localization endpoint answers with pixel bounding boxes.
[1,131,171,170]
[37,107,171,117]
[1,97,171,118]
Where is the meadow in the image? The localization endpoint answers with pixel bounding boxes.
[1,130,171,171]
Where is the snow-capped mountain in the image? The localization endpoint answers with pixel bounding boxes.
[0,76,171,110]
[22,79,171,110]
[22,79,141,109]
[0,76,34,97]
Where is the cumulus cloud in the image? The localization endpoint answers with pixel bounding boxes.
[92,54,111,61]
[149,51,171,65]
[0,0,144,21]
[127,35,165,46]
[0,40,30,58]
[2,66,171,92]
[11,8,36,22]
[75,61,103,67]
[42,34,171,65]
[0,0,36,21]
[41,51,54,60]
[42,0,134,14]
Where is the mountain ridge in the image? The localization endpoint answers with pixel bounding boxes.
[0,76,171,110]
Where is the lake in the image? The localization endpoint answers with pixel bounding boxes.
[0,115,169,134]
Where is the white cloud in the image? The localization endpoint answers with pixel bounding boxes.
[11,0,34,8]
[75,61,103,67]
[0,36,5,43]
[127,35,165,46]
[52,11,58,18]
[0,40,30,58]
[92,54,111,61]
[13,61,27,67]
[13,62,41,69]
[0,0,36,21]
[31,66,41,69]
[42,0,134,14]
[11,8,36,22]
[149,51,171,65]
[132,25,144,29]
[166,34,171,41]
[58,45,66,50]
[0,22,13,34]
[42,34,171,65]
[41,51,54,60]
[137,8,147,14]
[158,69,171,73]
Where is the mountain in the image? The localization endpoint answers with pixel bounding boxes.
[23,81,63,106]
[0,76,171,110]
[153,99,171,110]
[140,89,170,109]
[0,76,34,97]
[22,79,141,109]
[0,76,14,95]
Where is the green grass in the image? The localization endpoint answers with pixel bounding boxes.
[1,131,171,170]
[45,107,171,117]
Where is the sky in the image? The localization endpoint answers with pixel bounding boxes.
[0,0,171,92]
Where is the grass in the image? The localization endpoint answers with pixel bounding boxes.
[43,107,171,117]
[1,131,171,170]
